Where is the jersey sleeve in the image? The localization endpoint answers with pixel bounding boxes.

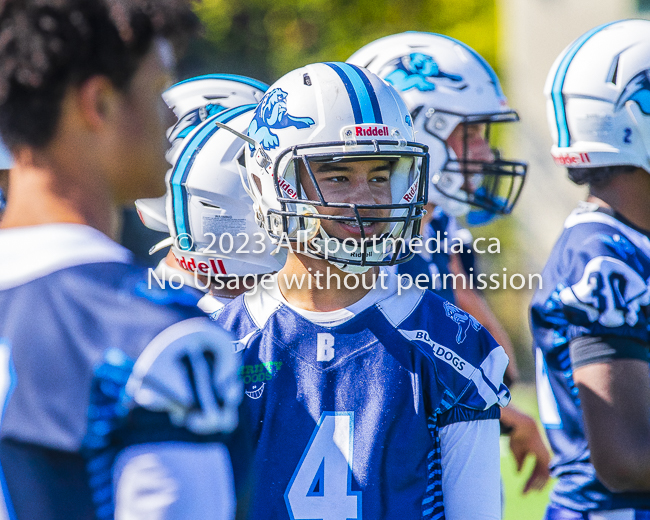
[397,292,510,418]
[440,419,501,520]
[544,227,650,347]
[125,317,242,437]
[81,317,246,519]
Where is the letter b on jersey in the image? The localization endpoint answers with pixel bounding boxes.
[317,333,335,362]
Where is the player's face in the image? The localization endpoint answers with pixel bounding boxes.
[299,159,393,240]
[445,123,494,199]
[446,123,494,169]
[110,38,175,203]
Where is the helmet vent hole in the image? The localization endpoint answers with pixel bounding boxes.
[607,56,620,85]
[200,201,221,209]
[237,150,246,168]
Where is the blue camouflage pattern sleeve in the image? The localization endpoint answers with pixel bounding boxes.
[534,223,650,346]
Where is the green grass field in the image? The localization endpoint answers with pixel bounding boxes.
[501,385,554,520]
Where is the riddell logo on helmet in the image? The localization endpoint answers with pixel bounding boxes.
[175,254,227,275]
[341,124,390,139]
[403,180,419,203]
[553,152,591,165]
[278,177,298,199]
[355,125,389,137]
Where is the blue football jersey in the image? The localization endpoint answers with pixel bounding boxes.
[530,204,650,512]
[216,270,510,519]
[0,224,243,520]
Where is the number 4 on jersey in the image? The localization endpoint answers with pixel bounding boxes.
[285,412,361,520]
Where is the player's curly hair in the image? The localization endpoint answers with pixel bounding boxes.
[0,0,200,150]
[567,165,637,189]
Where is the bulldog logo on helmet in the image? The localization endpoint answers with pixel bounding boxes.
[383,53,463,92]
[616,69,650,115]
[248,88,315,153]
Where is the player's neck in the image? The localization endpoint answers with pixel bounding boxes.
[0,148,119,238]
[588,168,650,233]
[278,252,379,312]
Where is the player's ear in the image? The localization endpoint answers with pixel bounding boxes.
[75,75,120,132]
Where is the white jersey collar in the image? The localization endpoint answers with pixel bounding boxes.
[0,223,132,290]
[245,267,406,328]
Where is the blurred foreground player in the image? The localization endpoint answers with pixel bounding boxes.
[217,62,510,519]
[0,1,245,519]
[532,19,650,519]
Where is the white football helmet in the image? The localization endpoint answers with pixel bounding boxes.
[163,74,269,166]
[243,62,429,273]
[136,75,285,279]
[545,19,650,172]
[348,32,527,219]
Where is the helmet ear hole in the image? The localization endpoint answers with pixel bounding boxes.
[295,204,321,241]
[252,174,263,199]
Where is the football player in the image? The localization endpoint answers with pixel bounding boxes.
[348,32,550,494]
[531,19,650,519]
[136,74,285,312]
[0,1,246,519]
[216,62,511,519]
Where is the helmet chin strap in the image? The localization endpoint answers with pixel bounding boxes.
[310,226,379,274]
[282,200,383,273]
[285,203,376,274]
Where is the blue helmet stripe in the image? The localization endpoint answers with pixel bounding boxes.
[167,74,269,93]
[170,104,256,238]
[551,21,617,147]
[325,62,363,123]
[346,63,383,124]
[333,62,377,123]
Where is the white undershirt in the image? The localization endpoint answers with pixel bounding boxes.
[264,267,398,327]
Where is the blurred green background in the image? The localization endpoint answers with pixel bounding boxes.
[181,0,497,83]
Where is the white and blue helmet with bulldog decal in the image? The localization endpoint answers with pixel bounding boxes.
[162,74,269,166]
[545,19,650,172]
[243,62,429,273]
[348,32,527,220]
[136,74,285,279]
